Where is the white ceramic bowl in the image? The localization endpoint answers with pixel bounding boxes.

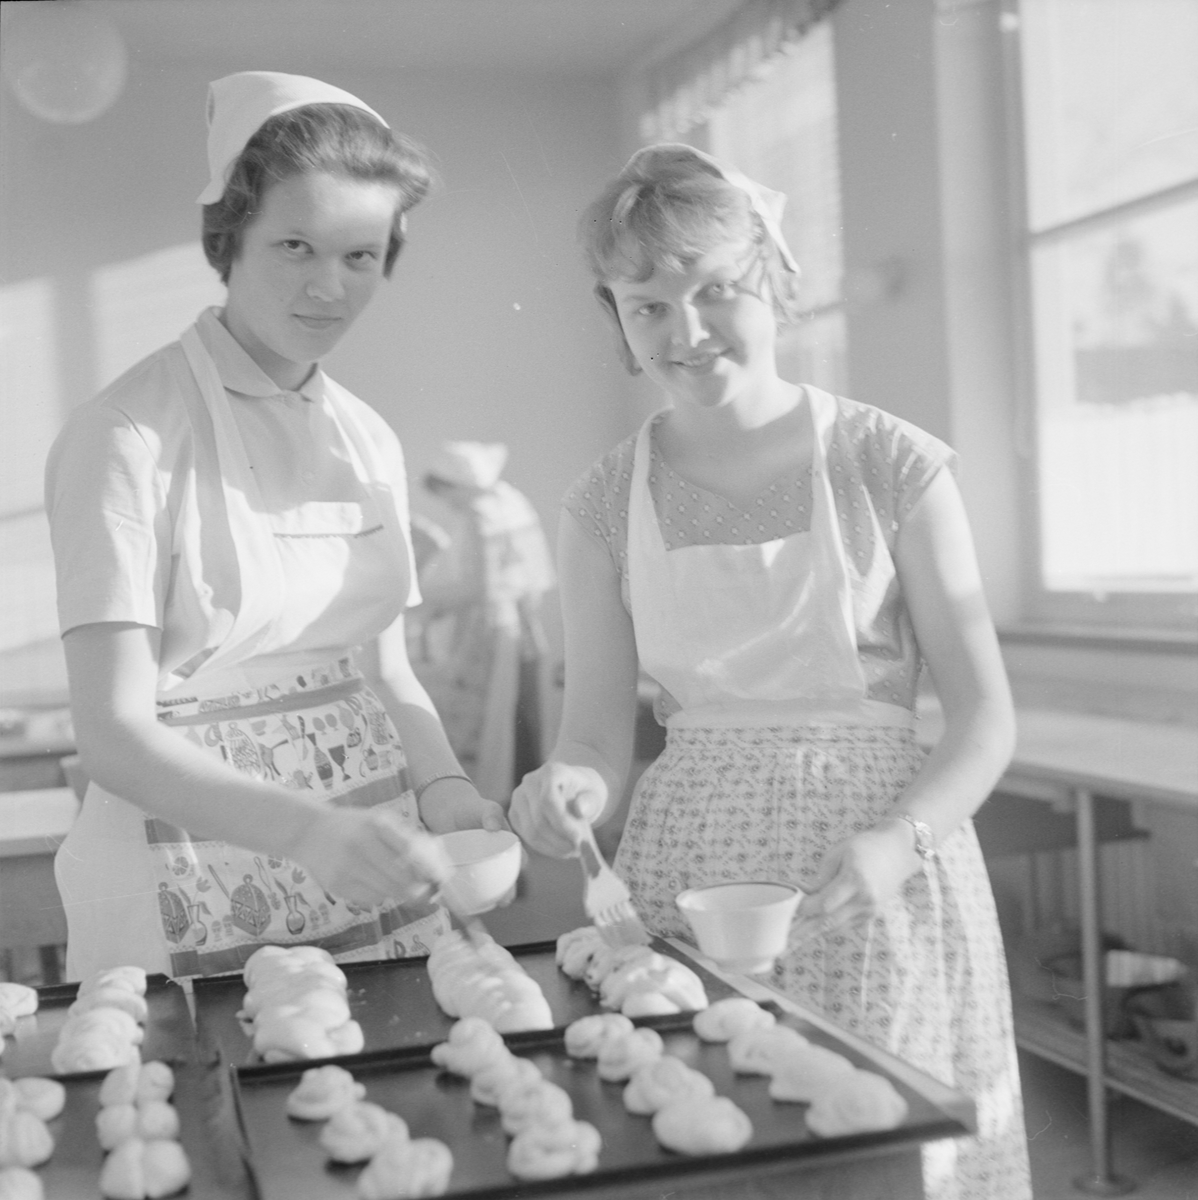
[675,881,803,975]
[437,829,523,916]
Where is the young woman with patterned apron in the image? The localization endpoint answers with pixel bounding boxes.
[47,73,505,980]
[511,145,1031,1199]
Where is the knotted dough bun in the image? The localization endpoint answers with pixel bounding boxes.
[595,1027,664,1082]
[357,1136,453,1200]
[285,1065,366,1120]
[0,985,37,1020]
[98,1137,191,1199]
[506,1119,602,1180]
[320,1102,408,1164]
[0,1166,44,1200]
[804,1070,909,1136]
[95,1101,180,1151]
[623,1055,715,1115]
[100,1063,174,1108]
[692,997,777,1043]
[498,1080,574,1137]
[563,1013,633,1059]
[0,1109,53,1169]
[50,1007,143,1074]
[726,1024,809,1075]
[652,1096,753,1155]
[429,1018,508,1077]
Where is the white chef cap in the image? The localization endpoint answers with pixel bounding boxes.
[197,71,389,205]
[426,442,509,490]
[622,143,800,275]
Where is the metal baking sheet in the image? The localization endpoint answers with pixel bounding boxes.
[4,1060,252,1200]
[1,975,196,1078]
[232,1016,967,1200]
[194,939,742,1071]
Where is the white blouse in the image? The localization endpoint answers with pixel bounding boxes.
[45,308,419,697]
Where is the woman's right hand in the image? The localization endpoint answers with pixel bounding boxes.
[291,805,452,908]
[508,761,609,858]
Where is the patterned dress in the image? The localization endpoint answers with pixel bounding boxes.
[563,398,1032,1200]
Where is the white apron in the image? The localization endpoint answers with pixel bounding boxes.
[56,324,447,980]
[626,386,910,731]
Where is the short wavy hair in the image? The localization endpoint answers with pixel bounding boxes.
[577,145,802,374]
[202,103,434,283]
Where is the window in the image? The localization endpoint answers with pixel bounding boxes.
[706,22,847,395]
[1012,0,1198,629]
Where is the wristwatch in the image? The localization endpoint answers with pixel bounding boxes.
[892,813,936,861]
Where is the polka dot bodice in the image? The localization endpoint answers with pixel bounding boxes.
[562,395,956,715]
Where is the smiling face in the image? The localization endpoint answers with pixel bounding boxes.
[607,239,779,411]
[222,170,401,390]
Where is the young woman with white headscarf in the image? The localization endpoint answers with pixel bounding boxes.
[46,72,505,979]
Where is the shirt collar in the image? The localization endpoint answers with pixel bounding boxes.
[195,307,326,402]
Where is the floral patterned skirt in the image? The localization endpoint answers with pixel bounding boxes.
[614,722,1031,1200]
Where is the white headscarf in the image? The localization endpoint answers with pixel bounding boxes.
[197,71,389,205]
[622,143,800,275]
[426,442,509,491]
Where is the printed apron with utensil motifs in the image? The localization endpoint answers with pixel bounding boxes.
[149,658,449,977]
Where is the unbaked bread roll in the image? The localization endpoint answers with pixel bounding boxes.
[50,1007,143,1074]
[10,1079,65,1123]
[595,1027,664,1082]
[320,1102,408,1164]
[767,1045,856,1102]
[285,1065,366,1120]
[98,1137,191,1199]
[426,931,553,1033]
[357,1136,453,1200]
[78,967,147,998]
[498,1080,573,1136]
[99,1063,174,1108]
[557,930,709,1016]
[804,1070,909,1136]
[554,926,607,980]
[506,1119,602,1180]
[0,1166,44,1200]
[726,1024,809,1075]
[692,997,777,1043]
[652,1095,753,1155]
[468,1055,540,1107]
[598,951,708,1016]
[95,1101,180,1151]
[623,1056,715,1115]
[429,1018,509,1077]
[0,985,37,1020]
[562,1013,634,1059]
[0,1109,52,1169]
[69,988,149,1024]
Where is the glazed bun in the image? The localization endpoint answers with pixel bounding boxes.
[0,984,38,1020]
[427,931,553,1033]
[554,927,607,980]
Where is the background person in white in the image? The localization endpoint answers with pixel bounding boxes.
[45,72,505,980]
[510,145,1030,1199]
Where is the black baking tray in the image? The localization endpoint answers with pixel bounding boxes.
[5,1058,253,1200]
[1,975,196,1078]
[193,939,742,1071]
[230,1016,969,1200]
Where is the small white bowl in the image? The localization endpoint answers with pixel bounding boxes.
[437,829,523,916]
[676,881,803,975]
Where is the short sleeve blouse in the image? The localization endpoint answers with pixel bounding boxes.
[562,395,956,713]
[45,308,419,689]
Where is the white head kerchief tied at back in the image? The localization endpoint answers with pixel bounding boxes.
[623,143,800,275]
[426,442,509,490]
[197,71,389,205]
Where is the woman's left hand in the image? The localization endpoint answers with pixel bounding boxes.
[791,821,924,944]
[417,776,509,835]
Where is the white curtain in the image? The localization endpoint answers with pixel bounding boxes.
[637,0,842,142]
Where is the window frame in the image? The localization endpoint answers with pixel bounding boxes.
[1001,0,1198,635]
